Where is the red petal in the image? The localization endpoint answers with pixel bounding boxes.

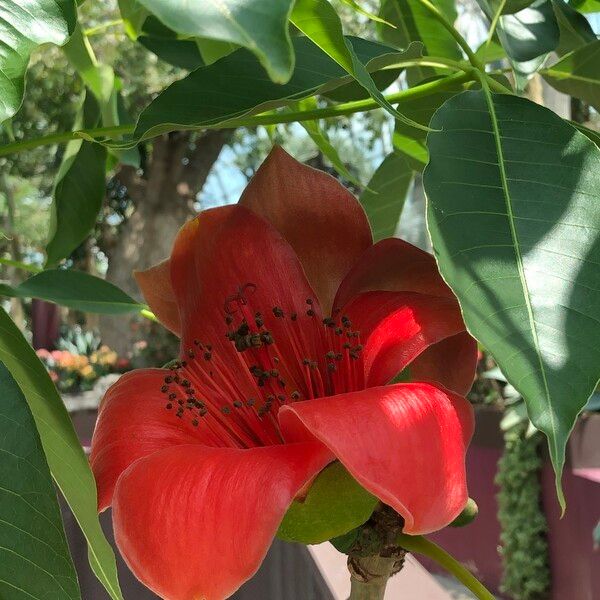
[170,205,326,399]
[409,332,478,396]
[279,383,474,534]
[343,291,468,387]
[239,146,372,314]
[134,259,181,336]
[112,442,333,600]
[334,238,454,310]
[90,370,203,511]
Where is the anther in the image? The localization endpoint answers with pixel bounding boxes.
[291,313,298,321]
[291,391,300,400]
[272,306,284,318]
[222,406,231,415]
[161,385,169,393]
[192,419,199,427]
[233,400,243,408]
[306,309,315,317]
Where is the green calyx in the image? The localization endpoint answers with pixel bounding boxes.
[277,461,378,544]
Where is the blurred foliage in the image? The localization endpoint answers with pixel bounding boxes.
[496,427,551,600]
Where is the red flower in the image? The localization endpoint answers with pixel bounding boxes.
[90,147,477,600]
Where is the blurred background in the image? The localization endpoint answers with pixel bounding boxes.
[1,0,599,598]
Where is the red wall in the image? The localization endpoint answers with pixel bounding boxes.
[422,440,600,599]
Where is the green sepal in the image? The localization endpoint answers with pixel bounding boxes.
[277,461,378,544]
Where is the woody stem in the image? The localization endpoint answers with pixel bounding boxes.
[347,553,405,600]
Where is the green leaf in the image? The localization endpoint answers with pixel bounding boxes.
[277,462,377,544]
[138,16,204,70]
[378,0,460,85]
[294,98,361,186]
[479,0,560,62]
[63,23,115,105]
[570,120,600,148]
[569,0,600,12]
[130,36,418,142]
[290,0,428,130]
[0,0,76,121]
[499,0,538,12]
[541,40,600,111]
[2,269,143,313]
[552,0,596,56]
[195,38,239,65]
[391,75,467,169]
[423,89,600,507]
[46,93,107,266]
[0,308,123,599]
[118,0,149,38]
[360,152,414,241]
[130,0,295,83]
[0,362,81,600]
[474,39,508,64]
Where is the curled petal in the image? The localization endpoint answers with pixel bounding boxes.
[170,205,326,400]
[343,291,467,387]
[240,146,372,314]
[112,443,333,600]
[279,383,474,534]
[134,259,180,336]
[409,331,478,396]
[334,237,454,310]
[90,370,203,511]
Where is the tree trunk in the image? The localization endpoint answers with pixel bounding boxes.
[100,130,230,357]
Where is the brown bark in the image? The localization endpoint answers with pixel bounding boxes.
[100,130,230,356]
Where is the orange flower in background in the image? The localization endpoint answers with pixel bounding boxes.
[90,147,477,600]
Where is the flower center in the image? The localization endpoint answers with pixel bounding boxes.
[159,284,365,448]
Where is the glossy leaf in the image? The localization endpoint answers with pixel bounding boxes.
[552,0,596,56]
[195,38,238,65]
[424,90,600,506]
[0,308,123,599]
[46,94,107,266]
[0,0,76,121]
[487,0,560,62]
[378,0,460,85]
[277,462,377,544]
[290,0,426,130]
[131,0,295,83]
[138,16,204,70]
[571,121,600,148]
[499,0,537,12]
[1,269,143,314]
[392,76,467,169]
[359,152,414,241]
[131,36,418,142]
[541,40,600,111]
[0,363,81,600]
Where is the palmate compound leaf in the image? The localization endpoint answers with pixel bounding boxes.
[423,90,600,507]
[0,363,81,600]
